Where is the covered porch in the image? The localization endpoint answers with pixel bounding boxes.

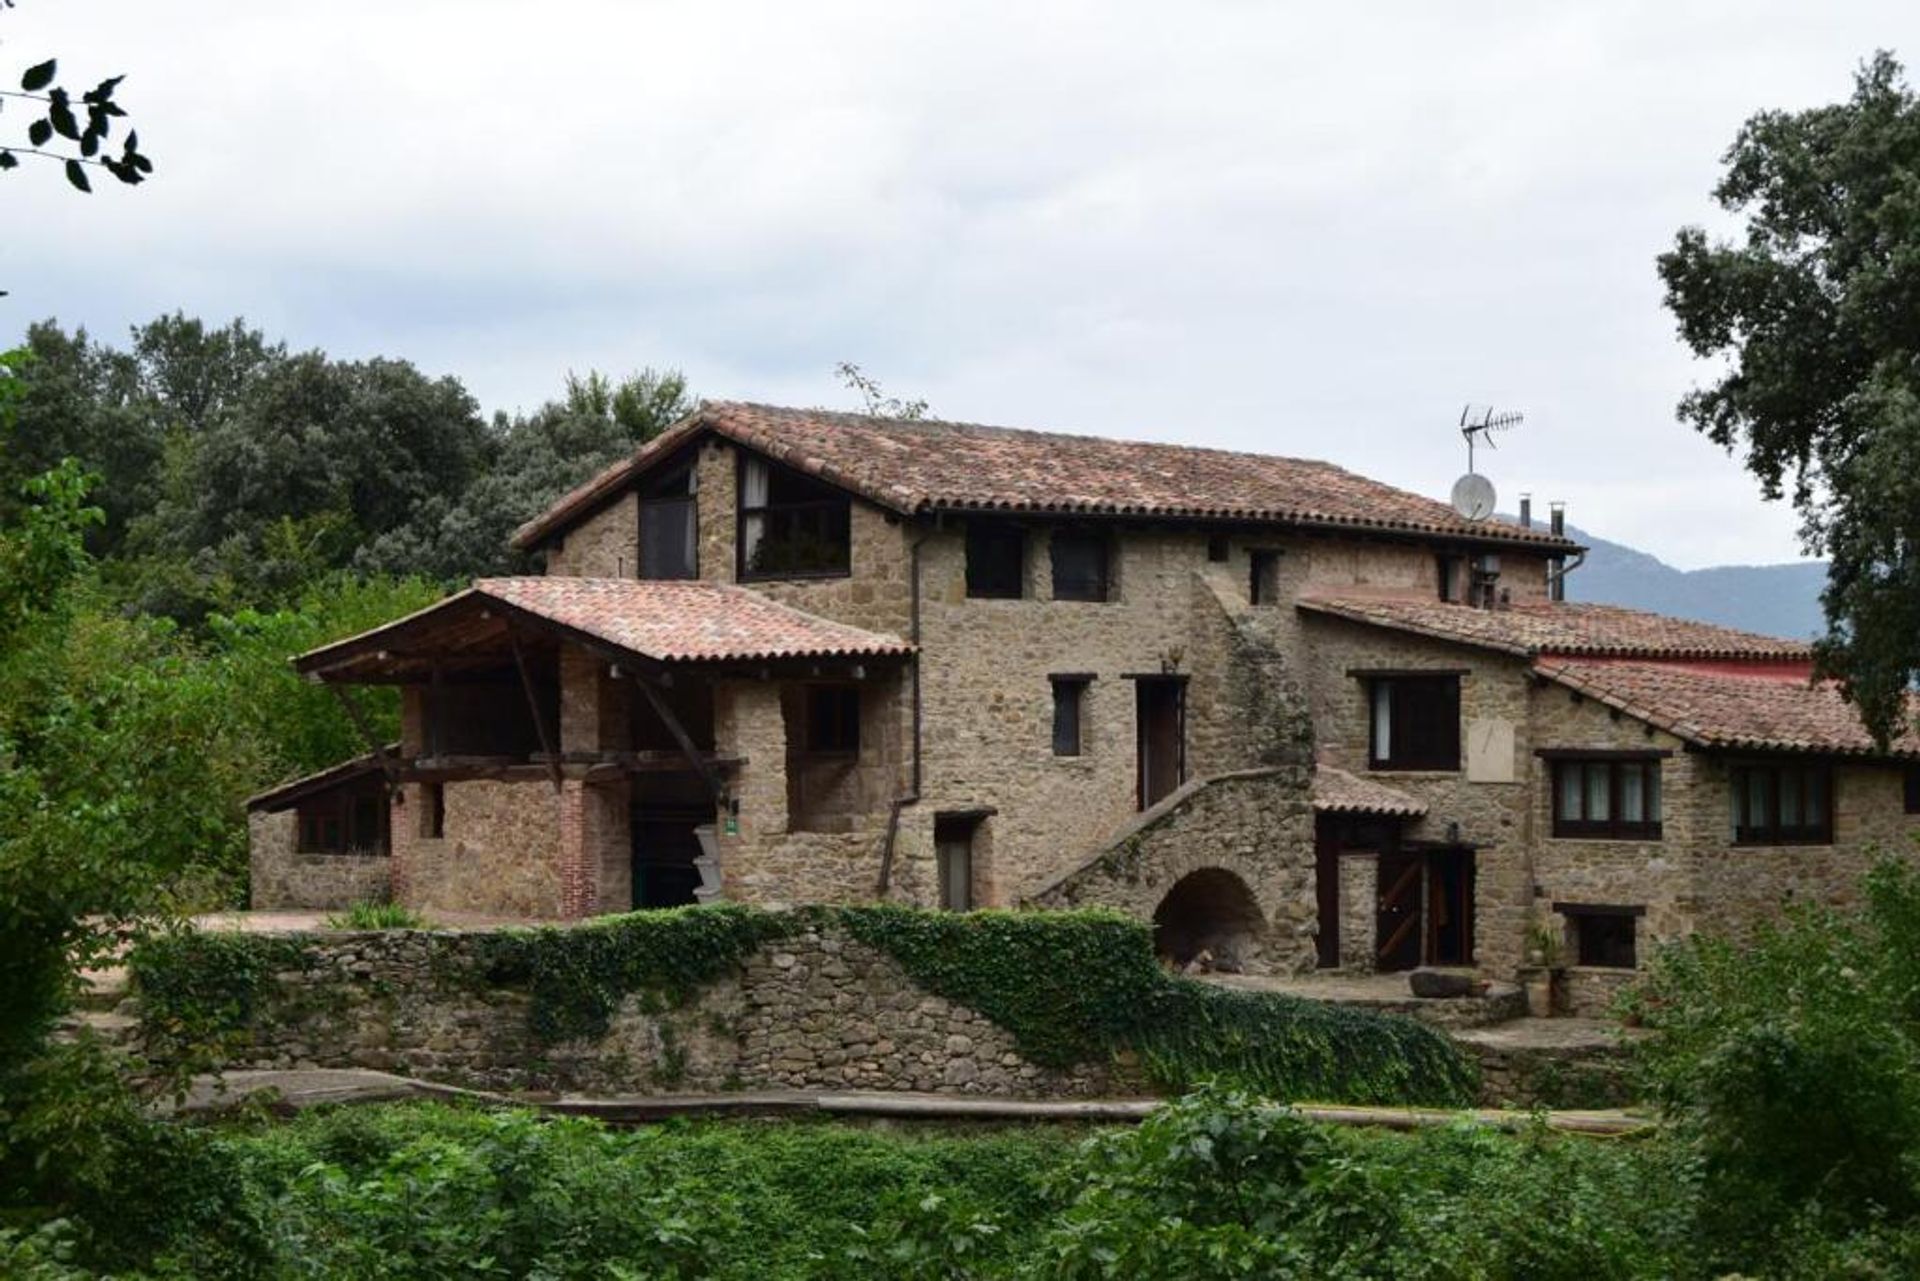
[294,577,913,919]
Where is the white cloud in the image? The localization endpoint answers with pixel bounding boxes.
[3,0,1909,567]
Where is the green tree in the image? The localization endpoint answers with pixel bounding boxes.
[1659,51,1920,744]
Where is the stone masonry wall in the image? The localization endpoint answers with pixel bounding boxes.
[1028,767,1317,974]
[546,492,639,578]
[393,779,567,919]
[248,811,393,910]
[153,924,1134,1098]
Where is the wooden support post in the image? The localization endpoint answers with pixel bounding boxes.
[328,683,401,784]
[508,629,564,794]
[634,676,727,806]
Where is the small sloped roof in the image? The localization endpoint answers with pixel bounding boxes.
[248,747,394,812]
[1535,659,1920,760]
[1297,593,1810,662]
[295,577,912,681]
[512,401,1585,553]
[1312,764,1428,816]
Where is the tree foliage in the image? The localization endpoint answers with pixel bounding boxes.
[1659,51,1920,743]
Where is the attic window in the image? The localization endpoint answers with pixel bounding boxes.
[1436,554,1462,603]
[738,456,850,580]
[639,461,696,580]
[966,520,1027,599]
[1249,550,1281,605]
[803,685,860,755]
[1050,530,1110,602]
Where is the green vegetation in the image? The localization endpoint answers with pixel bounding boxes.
[1660,52,1920,745]
[323,901,432,931]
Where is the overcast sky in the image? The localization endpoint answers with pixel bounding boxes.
[6,2,1914,568]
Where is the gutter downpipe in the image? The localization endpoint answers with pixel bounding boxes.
[878,525,929,893]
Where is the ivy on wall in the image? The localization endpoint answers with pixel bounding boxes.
[129,905,1477,1107]
[131,930,309,1055]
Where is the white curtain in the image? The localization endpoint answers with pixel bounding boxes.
[1370,683,1391,762]
[741,457,770,569]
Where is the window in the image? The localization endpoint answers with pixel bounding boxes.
[738,455,851,579]
[1050,530,1110,602]
[420,782,445,840]
[1552,758,1663,840]
[1557,905,1639,968]
[1206,535,1230,563]
[296,784,388,854]
[1436,554,1462,603]
[1731,761,1833,845]
[1249,550,1281,605]
[966,520,1026,599]
[639,462,697,580]
[1367,675,1460,771]
[1051,676,1090,756]
[1906,765,1920,815]
[804,685,860,755]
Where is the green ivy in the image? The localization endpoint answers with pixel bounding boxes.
[475,905,801,1043]
[130,929,309,1053]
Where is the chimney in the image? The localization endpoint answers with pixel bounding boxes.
[1549,502,1568,601]
[1519,494,1532,529]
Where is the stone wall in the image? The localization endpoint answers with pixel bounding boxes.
[149,924,1134,1099]
[247,811,393,910]
[1028,767,1317,974]
[392,779,567,919]
[546,491,639,578]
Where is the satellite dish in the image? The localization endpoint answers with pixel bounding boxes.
[1451,473,1496,522]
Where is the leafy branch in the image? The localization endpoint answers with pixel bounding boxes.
[0,58,152,190]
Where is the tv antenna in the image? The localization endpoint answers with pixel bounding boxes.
[1450,404,1524,522]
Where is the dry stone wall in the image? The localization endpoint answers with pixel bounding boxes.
[247,811,392,911]
[148,924,1135,1098]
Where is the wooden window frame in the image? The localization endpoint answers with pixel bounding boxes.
[296,786,388,855]
[802,684,861,757]
[1557,904,1639,969]
[1731,761,1834,846]
[1366,675,1461,772]
[638,458,699,584]
[1550,757,1664,841]
[736,455,852,582]
[1436,554,1463,604]
[1049,529,1111,602]
[965,520,1027,600]
[1050,675,1091,757]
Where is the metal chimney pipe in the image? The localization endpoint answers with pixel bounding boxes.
[1549,501,1568,601]
[1519,494,1532,529]
[1549,501,1565,538]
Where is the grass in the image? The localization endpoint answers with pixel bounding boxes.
[321,901,432,931]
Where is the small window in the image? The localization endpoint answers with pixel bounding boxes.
[1051,676,1090,756]
[1249,550,1281,605]
[804,685,860,755]
[1050,530,1110,602]
[1905,765,1920,815]
[1368,675,1460,772]
[966,520,1027,599]
[738,455,851,579]
[351,794,384,850]
[1552,758,1663,840]
[297,809,334,854]
[1436,554,1462,604]
[1565,909,1637,968]
[1207,535,1230,563]
[420,782,446,840]
[1731,761,1832,845]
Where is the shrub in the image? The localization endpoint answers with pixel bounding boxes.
[324,901,431,931]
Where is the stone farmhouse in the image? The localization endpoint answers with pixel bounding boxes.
[248,402,1920,1002]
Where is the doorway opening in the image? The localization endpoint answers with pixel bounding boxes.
[934,812,987,910]
[631,801,707,908]
[1135,677,1187,810]
[1152,867,1266,972]
[1373,846,1476,972]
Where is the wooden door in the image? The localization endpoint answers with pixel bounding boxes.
[935,815,976,910]
[1375,851,1423,972]
[1425,849,1475,966]
[1136,679,1186,810]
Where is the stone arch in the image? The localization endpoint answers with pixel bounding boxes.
[1152,866,1269,973]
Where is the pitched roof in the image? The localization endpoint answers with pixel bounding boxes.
[1312,764,1428,816]
[512,401,1585,554]
[1297,593,1811,662]
[295,577,911,680]
[247,746,394,812]
[1534,659,1920,759]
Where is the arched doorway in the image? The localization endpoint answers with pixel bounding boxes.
[1152,868,1267,973]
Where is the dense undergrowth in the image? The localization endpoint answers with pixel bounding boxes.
[133,903,1478,1107]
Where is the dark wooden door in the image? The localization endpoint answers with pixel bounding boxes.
[1314,818,1341,969]
[1136,679,1186,810]
[1375,851,1423,972]
[935,815,976,911]
[1425,849,1475,966]
[631,805,706,908]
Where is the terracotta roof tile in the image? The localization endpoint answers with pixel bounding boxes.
[296,578,911,675]
[1534,660,1920,759]
[512,402,1584,553]
[1297,593,1811,662]
[1312,764,1428,816]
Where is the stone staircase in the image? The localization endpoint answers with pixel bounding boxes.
[52,966,142,1054]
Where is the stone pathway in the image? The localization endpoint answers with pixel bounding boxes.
[158,1068,1652,1136]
